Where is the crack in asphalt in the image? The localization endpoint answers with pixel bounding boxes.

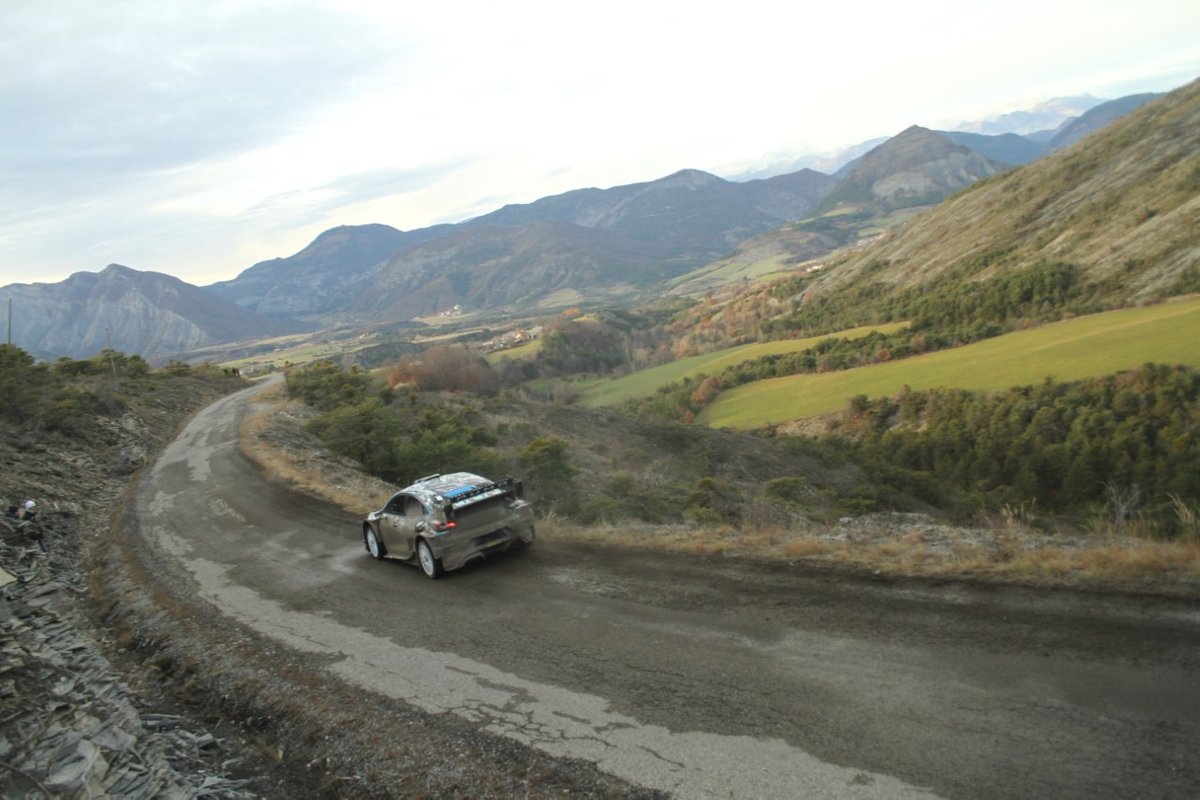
[137,530,941,798]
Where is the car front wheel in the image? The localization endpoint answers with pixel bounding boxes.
[366,528,386,560]
[416,539,442,579]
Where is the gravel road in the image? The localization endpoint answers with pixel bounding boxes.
[127,381,1200,798]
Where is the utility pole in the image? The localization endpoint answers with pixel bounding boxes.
[6,297,10,345]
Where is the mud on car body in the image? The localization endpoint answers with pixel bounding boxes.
[362,472,535,578]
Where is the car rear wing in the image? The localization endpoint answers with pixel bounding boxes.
[441,477,524,514]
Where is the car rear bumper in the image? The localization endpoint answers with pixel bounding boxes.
[430,519,534,572]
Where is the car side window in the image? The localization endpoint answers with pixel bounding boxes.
[384,495,406,515]
[404,496,426,518]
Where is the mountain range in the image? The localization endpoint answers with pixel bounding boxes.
[0,89,1180,360]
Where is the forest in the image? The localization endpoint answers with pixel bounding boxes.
[828,363,1200,532]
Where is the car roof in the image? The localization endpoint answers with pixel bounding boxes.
[399,472,490,502]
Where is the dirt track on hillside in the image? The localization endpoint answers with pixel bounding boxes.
[115,381,1200,798]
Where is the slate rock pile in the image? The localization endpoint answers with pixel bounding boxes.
[1,532,260,799]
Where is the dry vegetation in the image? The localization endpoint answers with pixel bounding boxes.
[550,513,1200,595]
[238,379,394,515]
[241,381,1200,597]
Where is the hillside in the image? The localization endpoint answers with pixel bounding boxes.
[469,168,837,245]
[348,221,683,321]
[665,125,1022,295]
[220,169,840,328]
[938,131,1046,166]
[595,81,1200,442]
[815,125,1007,214]
[803,79,1199,302]
[206,223,452,322]
[0,264,291,360]
[1047,92,1164,150]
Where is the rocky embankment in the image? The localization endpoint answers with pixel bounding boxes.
[0,377,267,798]
[0,531,258,797]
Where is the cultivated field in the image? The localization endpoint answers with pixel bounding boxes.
[484,338,543,363]
[580,323,906,406]
[699,296,1200,429]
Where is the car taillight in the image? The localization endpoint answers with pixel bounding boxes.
[432,520,456,532]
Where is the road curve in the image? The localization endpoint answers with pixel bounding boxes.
[133,381,1200,798]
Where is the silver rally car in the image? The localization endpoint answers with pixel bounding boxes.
[362,472,535,578]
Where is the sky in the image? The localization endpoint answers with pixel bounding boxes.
[1,1,1197,289]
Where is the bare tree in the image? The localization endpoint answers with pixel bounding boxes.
[1103,481,1141,534]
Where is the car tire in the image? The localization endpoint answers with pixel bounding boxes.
[416,539,442,579]
[365,528,387,560]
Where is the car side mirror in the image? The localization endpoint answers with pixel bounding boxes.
[415,521,426,532]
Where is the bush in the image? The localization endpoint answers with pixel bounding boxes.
[287,360,373,412]
[517,437,578,515]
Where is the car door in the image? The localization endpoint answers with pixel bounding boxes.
[403,495,431,546]
[380,493,417,559]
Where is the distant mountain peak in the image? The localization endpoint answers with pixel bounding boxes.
[955,94,1107,135]
[816,126,1003,214]
[659,168,724,188]
[312,222,404,241]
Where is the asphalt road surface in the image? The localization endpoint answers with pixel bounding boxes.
[133,381,1200,798]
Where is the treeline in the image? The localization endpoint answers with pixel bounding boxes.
[764,256,1126,339]
[492,305,684,386]
[0,344,237,434]
[371,305,689,397]
[824,364,1200,531]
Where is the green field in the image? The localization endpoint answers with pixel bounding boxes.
[485,338,543,363]
[580,323,907,406]
[698,297,1200,429]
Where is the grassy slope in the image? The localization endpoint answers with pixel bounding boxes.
[580,323,906,406]
[698,296,1200,429]
[801,80,1200,303]
[485,338,544,363]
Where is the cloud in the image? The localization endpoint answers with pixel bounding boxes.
[1,0,1197,289]
[0,0,388,198]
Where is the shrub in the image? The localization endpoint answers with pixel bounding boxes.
[517,437,578,515]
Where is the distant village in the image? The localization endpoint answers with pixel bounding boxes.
[480,325,544,354]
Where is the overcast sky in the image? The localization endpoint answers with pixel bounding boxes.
[2,0,1197,288]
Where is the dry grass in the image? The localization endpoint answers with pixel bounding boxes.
[239,381,1200,597]
[237,381,393,515]
[541,513,1200,596]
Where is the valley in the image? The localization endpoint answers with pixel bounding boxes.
[1,73,1198,800]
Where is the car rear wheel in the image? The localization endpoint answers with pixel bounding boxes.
[366,528,386,560]
[416,539,442,579]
